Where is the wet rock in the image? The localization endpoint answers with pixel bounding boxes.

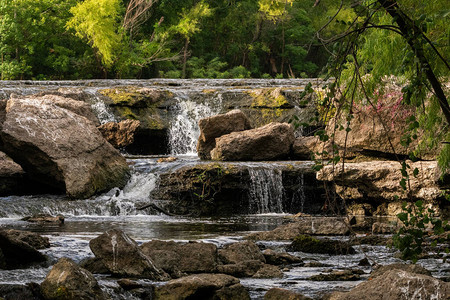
[22,214,64,224]
[264,287,312,300]
[303,261,331,268]
[217,260,264,277]
[358,258,371,266]
[211,122,295,161]
[40,257,106,300]
[246,217,350,240]
[328,269,449,300]
[309,269,361,281]
[140,240,218,277]
[157,156,177,163]
[79,257,109,274]
[117,279,144,290]
[0,151,28,196]
[154,274,249,300]
[0,96,130,199]
[89,229,169,280]
[252,264,283,278]
[262,249,303,265]
[1,229,49,249]
[98,119,140,148]
[287,235,356,255]
[218,241,265,264]
[0,230,47,269]
[317,161,442,203]
[0,283,43,300]
[371,221,400,234]
[369,263,431,279]
[197,109,251,160]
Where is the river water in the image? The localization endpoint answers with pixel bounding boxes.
[0,79,448,299]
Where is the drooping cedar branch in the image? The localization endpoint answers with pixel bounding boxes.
[378,0,450,125]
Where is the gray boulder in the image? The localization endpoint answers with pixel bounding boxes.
[197,109,251,160]
[0,230,47,269]
[211,122,294,161]
[218,241,265,264]
[0,96,130,198]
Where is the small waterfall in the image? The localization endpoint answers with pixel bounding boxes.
[292,173,306,212]
[85,89,116,124]
[168,92,223,155]
[248,168,285,214]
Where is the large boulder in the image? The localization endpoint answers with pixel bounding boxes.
[211,122,295,161]
[154,274,250,300]
[218,241,265,265]
[328,269,450,300]
[89,229,169,280]
[98,119,141,148]
[0,96,130,198]
[0,229,47,269]
[1,229,50,249]
[287,235,356,255]
[197,109,251,160]
[40,257,106,300]
[0,151,27,196]
[140,240,218,277]
[369,263,432,279]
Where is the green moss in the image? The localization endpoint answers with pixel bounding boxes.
[100,87,143,106]
[246,87,290,108]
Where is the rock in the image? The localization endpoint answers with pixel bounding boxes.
[308,269,361,281]
[211,122,295,161]
[246,217,350,240]
[317,161,442,203]
[0,151,27,196]
[370,263,432,279]
[0,283,43,300]
[40,257,106,300]
[117,278,144,290]
[252,264,283,278]
[1,229,49,249]
[351,235,391,246]
[157,157,178,163]
[98,119,140,148]
[0,97,130,199]
[79,257,109,274]
[358,258,371,266]
[287,235,356,255]
[264,287,312,300]
[89,229,169,280]
[218,241,265,264]
[154,274,249,300]
[140,240,218,277]
[0,230,47,269]
[197,109,251,160]
[303,261,331,268]
[22,214,65,224]
[217,260,264,277]
[262,249,303,265]
[292,136,322,160]
[328,269,449,300]
[371,222,401,234]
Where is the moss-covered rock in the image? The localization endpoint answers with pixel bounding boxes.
[288,235,356,255]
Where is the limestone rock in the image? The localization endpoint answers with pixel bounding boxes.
[0,151,27,196]
[40,257,106,300]
[264,287,312,300]
[211,122,295,161]
[328,269,450,300]
[252,264,283,278]
[0,230,47,269]
[308,269,361,281]
[0,97,130,199]
[154,274,249,300]
[140,240,218,277]
[262,249,303,266]
[89,229,169,280]
[292,136,323,160]
[287,235,356,255]
[197,109,251,160]
[218,241,265,264]
[1,229,49,250]
[98,119,140,148]
[217,260,264,277]
[369,263,431,279]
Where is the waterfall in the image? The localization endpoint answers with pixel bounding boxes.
[85,89,116,124]
[168,92,223,155]
[248,168,285,214]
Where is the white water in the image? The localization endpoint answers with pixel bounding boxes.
[249,168,285,214]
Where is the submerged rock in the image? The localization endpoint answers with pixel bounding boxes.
[328,269,450,300]
[89,229,169,280]
[0,230,47,269]
[22,214,65,224]
[197,109,252,160]
[211,122,295,161]
[288,235,356,255]
[0,96,130,198]
[154,274,250,300]
[40,257,106,300]
[98,119,140,148]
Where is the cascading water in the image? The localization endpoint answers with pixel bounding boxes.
[84,89,116,124]
[168,92,223,155]
[248,167,285,214]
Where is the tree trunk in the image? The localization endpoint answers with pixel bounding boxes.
[378,0,450,125]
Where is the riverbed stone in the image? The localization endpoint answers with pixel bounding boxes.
[0,283,43,300]
[287,235,356,255]
[0,229,47,269]
[217,260,264,277]
[262,249,303,265]
[218,241,266,264]
[0,96,130,199]
[154,273,249,300]
[369,263,431,279]
[89,229,169,280]
[0,151,28,196]
[1,229,50,250]
[211,122,295,161]
[140,240,218,277]
[246,217,350,240]
[98,119,140,148]
[264,288,312,300]
[252,264,284,278]
[308,269,361,281]
[40,257,106,300]
[197,109,252,160]
[327,269,450,300]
